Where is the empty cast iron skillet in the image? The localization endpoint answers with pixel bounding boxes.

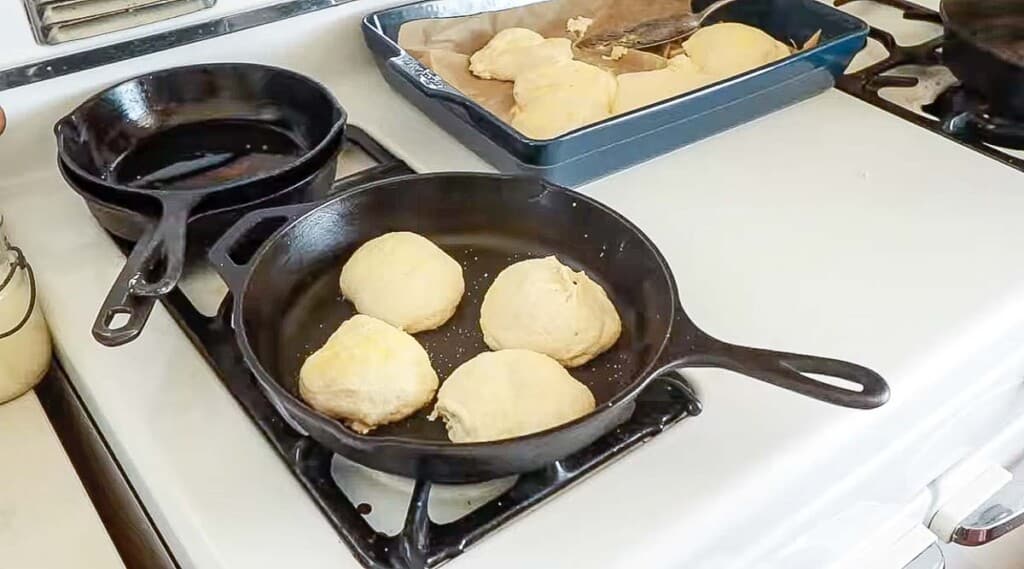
[209,173,890,483]
[59,158,337,346]
[55,63,346,300]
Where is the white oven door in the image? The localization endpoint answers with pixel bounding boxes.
[839,424,1024,569]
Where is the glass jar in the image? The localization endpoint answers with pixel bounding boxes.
[0,216,51,404]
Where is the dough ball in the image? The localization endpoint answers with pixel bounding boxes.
[510,95,612,140]
[510,60,617,139]
[480,256,621,367]
[299,315,439,434]
[512,59,617,107]
[668,52,706,72]
[469,28,573,81]
[340,231,464,333]
[432,349,596,443]
[612,54,713,114]
[683,22,791,80]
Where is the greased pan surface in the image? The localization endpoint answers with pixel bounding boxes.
[210,173,888,482]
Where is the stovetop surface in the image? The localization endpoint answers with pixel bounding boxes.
[131,126,702,569]
[7,1,1024,568]
[834,0,1024,171]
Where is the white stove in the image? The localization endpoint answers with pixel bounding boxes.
[2,1,1024,568]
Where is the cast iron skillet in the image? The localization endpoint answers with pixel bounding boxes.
[55,63,346,299]
[943,0,1024,118]
[209,173,890,483]
[59,158,337,346]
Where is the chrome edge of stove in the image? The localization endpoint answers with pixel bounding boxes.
[0,0,350,91]
[905,543,945,569]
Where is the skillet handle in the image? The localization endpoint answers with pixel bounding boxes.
[667,321,890,409]
[93,229,160,346]
[128,192,199,296]
[208,202,318,293]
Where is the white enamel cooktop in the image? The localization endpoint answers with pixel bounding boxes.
[3,1,1024,567]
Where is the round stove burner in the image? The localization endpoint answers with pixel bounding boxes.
[330,454,517,532]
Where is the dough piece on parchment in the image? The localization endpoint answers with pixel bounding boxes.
[469,27,573,81]
[612,54,713,114]
[299,315,439,434]
[479,256,621,367]
[682,22,792,80]
[509,95,611,139]
[431,349,596,443]
[511,59,617,107]
[510,60,617,139]
[340,231,464,333]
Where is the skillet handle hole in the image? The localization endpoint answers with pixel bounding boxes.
[227,216,290,267]
[800,371,864,393]
[103,308,133,330]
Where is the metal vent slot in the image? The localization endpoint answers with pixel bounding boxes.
[24,0,216,45]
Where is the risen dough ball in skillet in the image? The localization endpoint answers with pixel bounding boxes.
[340,231,464,333]
[480,256,621,367]
[682,22,792,80]
[469,28,574,81]
[431,349,596,443]
[299,315,439,434]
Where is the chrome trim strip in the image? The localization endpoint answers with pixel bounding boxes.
[0,0,348,91]
[952,477,1024,547]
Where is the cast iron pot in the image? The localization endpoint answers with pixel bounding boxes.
[209,173,890,483]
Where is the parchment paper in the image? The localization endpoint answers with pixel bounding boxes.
[398,0,692,121]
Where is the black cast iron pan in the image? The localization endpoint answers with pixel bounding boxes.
[60,158,337,346]
[942,0,1024,118]
[55,63,346,299]
[209,173,889,483]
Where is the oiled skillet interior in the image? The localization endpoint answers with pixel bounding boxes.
[241,175,676,443]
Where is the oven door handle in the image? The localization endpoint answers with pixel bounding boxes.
[929,462,1024,547]
[950,476,1024,546]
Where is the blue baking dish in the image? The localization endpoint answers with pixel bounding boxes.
[363,0,868,186]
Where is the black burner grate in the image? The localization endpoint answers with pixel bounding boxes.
[130,126,702,569]
[834,0,1024,171]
